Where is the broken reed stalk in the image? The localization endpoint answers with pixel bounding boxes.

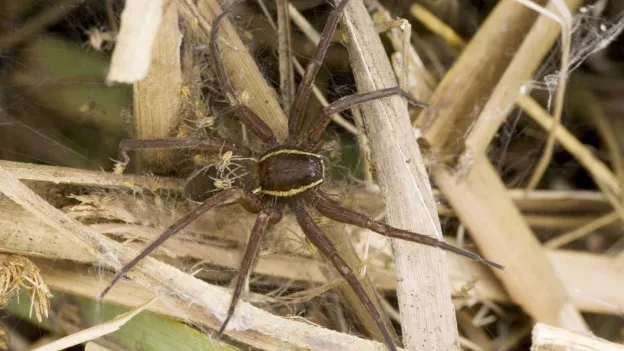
[131,0,182,171]
[516,95,624,224]
[532,323,624,351]
[418,0,588,332]
[433,160,588,330]
[0,160,185,191]
[341,0,459,349]
[418,0,547,156]
[2,183,623,314]
[0,164,399,351]
[463,0,583,158]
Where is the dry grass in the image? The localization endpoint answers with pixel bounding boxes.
[0,254,51,322]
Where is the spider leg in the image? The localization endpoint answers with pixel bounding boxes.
[99,188,262,299]
[291,200,398,351]
[211,11,277,145]
[119,136,252,157]
[217,207,282,336]
[312,193,504,270]
[307,86,428,145]
[287,0,351,143]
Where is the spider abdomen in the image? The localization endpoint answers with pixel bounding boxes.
[258,148,325,197]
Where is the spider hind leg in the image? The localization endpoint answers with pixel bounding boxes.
[291,199,399,351]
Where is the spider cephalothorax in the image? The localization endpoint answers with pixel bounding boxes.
[183,146,326,201]
[100,3,503,350]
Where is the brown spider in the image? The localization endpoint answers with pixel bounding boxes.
[100,3,503,350]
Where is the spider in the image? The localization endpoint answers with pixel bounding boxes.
[99,3,503,350]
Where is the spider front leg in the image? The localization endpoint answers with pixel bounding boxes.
[291,200,399,351]
[99,188,262,299]
[307,86,429,145]
[287,0,352,142]
[119,135,252,157]
[217,206,282,336]
[113,135,252,174]
[312,193,504,270]
[211,11,277,145]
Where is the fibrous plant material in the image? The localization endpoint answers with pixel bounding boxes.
[0,160,184,191]
[3,192,623,315]
[0,253,51,322]
[532,323,624,351]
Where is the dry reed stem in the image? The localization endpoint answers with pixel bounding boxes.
[0,164,399,350]
[569,78,624,187]
[178,0,287,140]
[132,0,182,170]
[351,106,374,185]
[456,311,492,351]
[370,7,435,99]
[3,199,623,314]
[464,0,583,158]
[507,189,609,212]
[515,0,572,193]
[415,0,588,332]
[544,211,619,249]
[516,95,624,223]
[29,260,403,351]
[419,0,546,156]
[0,160,185,191]
[411,0,622,235]
[409,4,465,51]
[433,158,588,330]
[532,323,624,351]
[2,159,610,214]
[341,0,458,349]
[107,0,165,83]
[276,0,295,113]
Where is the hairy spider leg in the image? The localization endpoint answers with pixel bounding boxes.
[287,0,351,142]
[291,200,399,351]
[99,188,263,299]
[119,135,252,158]
[313,193,504,270]
[210,11,277,145]
[307,86,429,146]
[217,207,282,336]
